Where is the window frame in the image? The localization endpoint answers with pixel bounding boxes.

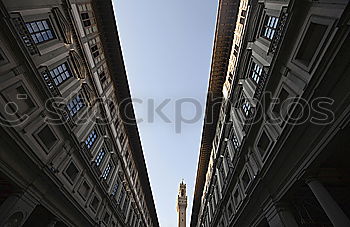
[111,179,120,196]
[77,3,98,35]
[102,162,113,180]
[239,165,253,191]
[25,19,56,45]
[249,60,263,85]
[241,97,252,117]
[88,37,104,64]
[256,129,273,162]
[268,82,298,130]
[232,184,242,209]
[34,124,59,153]
[64,160,80,185]
[78,180,91,200]
[89,194,101,212]
[103,211,111,225]
[260,14,279,41]
[1,81,38,120]
[94,147,106,167]
[47,61,73,87]
[292,15,335,72]
[84,128,98,150]
[66,94,85,117]
[226,198,235,220]
[97,63,110,89]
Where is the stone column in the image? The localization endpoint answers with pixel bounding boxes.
[0,192,38,227]
[263,200,298,227]
[306,178,350,227]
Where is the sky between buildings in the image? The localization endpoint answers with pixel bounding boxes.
[113,0,218,226]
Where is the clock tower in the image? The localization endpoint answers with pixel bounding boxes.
[176,180,187,227]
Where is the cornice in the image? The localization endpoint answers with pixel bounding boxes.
[190,0,240,226]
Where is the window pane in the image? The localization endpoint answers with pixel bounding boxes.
[49,63,72,86]
[37,21,44,30]
[25,19,55,44]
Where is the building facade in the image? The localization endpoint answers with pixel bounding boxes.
[191,0,350,227]
[0,0,159,226]
[177,181,187,227]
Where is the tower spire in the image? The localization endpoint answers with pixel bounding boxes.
[177,180,187,227]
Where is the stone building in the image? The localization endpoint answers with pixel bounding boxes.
[190,0,350,226]
[177,181,187,227]
[0,0,159,226]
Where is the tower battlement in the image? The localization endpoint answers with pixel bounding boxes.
[177,180,187,227]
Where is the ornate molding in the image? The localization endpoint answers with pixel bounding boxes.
[52,7,73,44]
[268,7,289,55]
[69,50,87,79]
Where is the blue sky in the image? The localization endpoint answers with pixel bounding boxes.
[113,1,218,226]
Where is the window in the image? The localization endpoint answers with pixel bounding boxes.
[78,181,91,198]
[296,22,328,66]
[227,72,233,84]
[111,180,120,196]
[90,196,100,211]
[81,13,91,27]
[240,17,245,24]
[233,187,240,206]
[95,148,106,167]
[233,44,239,57]
[26,19,55,44]
[102,163,112,180]
[91,45,99,58]
[97,63,109,88]
[257,130,271,158]
[227,202,233,217]
[4,83,35,117]
[37,125,57,150]
[119,131,126,146]
[65,162,79,182]
[48,63,72,86]
[78,4,97,35]
[250,62,263,84]
[241,170,251,189]
[261,15,279,40]
[242,99,251,117]
[67,95,85,117]
[89,37,104,64]
[109,100,116,117]
[85,129,98,149]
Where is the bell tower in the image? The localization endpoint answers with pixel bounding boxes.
[176,180,187,227]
